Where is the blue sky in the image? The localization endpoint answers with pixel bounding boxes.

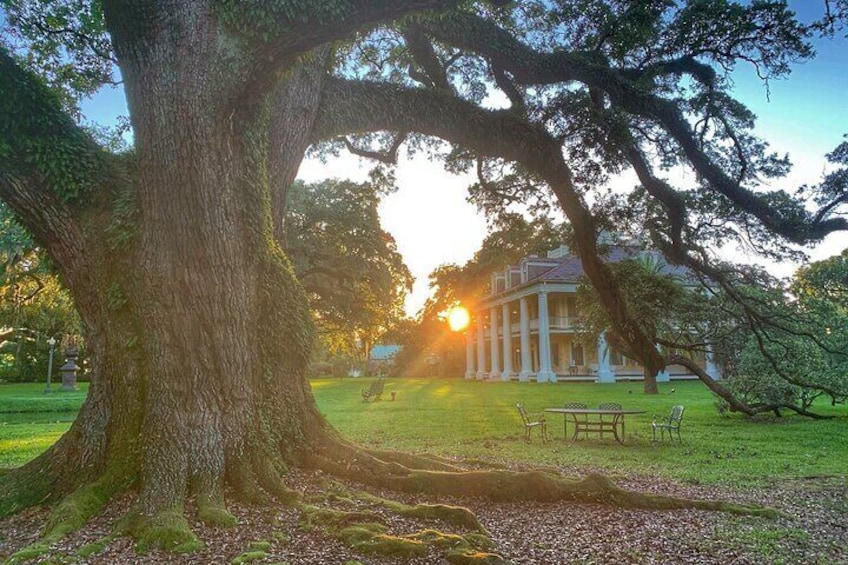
[4,3,847,314]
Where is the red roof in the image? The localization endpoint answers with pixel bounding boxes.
[523,247,694,285]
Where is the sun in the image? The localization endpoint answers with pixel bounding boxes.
[446,306,471,332]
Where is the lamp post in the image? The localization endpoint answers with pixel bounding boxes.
[45,336,57,394]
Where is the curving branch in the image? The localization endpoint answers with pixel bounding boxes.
[269,48,332,244]
[402,26,452,91]
[0,51,98,265]
[669,354,831,419]
[233,0,462,112]
[622,143,687,251]
[490,62,526,115]
[0,50,124,324]
[30,18,118,65]
[314,76,667,380]
[342,132,408,164]
[0,172,101,316]
[417,12,848,244]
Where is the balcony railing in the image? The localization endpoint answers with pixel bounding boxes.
[490,317,580,337]
[549,316,579,329]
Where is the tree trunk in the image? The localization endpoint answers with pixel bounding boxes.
[2,1,330,530]
[1,4,774,554]
[108,1,331,521]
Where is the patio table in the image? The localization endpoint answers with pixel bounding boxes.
[544,408,646,444]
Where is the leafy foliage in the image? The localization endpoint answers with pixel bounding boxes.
[284,177,412,357]
[698,263,846,414]
[0,203,80,382]
[792,246,848,310]
[576,253,705,357]
[0,48,102,201]
[1,0,114,112]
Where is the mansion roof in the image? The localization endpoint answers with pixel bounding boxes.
[490,246,694,296]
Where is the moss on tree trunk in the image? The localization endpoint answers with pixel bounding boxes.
[0,3,780,559]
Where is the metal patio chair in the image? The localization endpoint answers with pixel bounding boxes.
[563,401,588,439]
[516,403,547,443]
[652,405,685,442]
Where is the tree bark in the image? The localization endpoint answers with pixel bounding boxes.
[1,1,330,528]
[0,3,781,551]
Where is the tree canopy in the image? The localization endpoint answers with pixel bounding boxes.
[1,0,846,559]
[284,176,412,357]
[0,202,80,381]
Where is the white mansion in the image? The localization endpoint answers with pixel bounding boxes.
[464,245,721,383]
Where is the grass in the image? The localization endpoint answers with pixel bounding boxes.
[1,379,846,487]
[0,382,88,414]
[0,382,88,467]
[313,378,847,487]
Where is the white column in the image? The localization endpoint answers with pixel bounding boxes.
[476,315,486,380]
[596,331,615,383]
[500,302,513,381]
[489,307,500,378]
[465,331,475,379]
[518,297,533,382]
[705,347,721,380]
[655,344,670,382]
[536,291,556,382]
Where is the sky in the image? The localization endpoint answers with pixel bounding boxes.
[8,2,847,317]
[304,7,848,315]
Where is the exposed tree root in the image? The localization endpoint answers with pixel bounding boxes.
[298,478,507,563]
[307,437,779,518]
[118,507,204,553]
[42,465,131,543]
[1,429,780,564]
[362,448,466,472]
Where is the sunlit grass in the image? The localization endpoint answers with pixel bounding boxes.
[0,423,68,468]
[0,383,87,468]
[312,378,848,487]
[2,379,847,488]
[0,382,88,414]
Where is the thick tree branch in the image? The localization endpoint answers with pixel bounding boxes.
[669,354,831,419]
[402,26,452,91]
[269,49,332,244]
[490,62,526,115]
[30,18,118,65]
[314,77,667,379]
[234,1,461,113]
[418,12,848,243]
[623,144,687,250]
[0,50,99,263]
[0,49,125,325]
[0,172,101,316]
[342,132,408,164]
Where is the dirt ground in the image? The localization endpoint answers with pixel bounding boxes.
[1,467,846,564]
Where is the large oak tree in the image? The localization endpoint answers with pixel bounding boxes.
[1,0,845,556]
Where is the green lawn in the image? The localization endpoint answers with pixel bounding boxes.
[315,378,847,486]
[0,382,88,467]
[2,379,846,487]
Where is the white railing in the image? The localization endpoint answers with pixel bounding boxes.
[549,316,578,329]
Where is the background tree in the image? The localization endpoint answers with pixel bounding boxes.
[284,177,412,365]
[0,202,80,381]
[713,260,848,417]
[1,0,845,556]
[577,255,848,417]
[792,248,848,310]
